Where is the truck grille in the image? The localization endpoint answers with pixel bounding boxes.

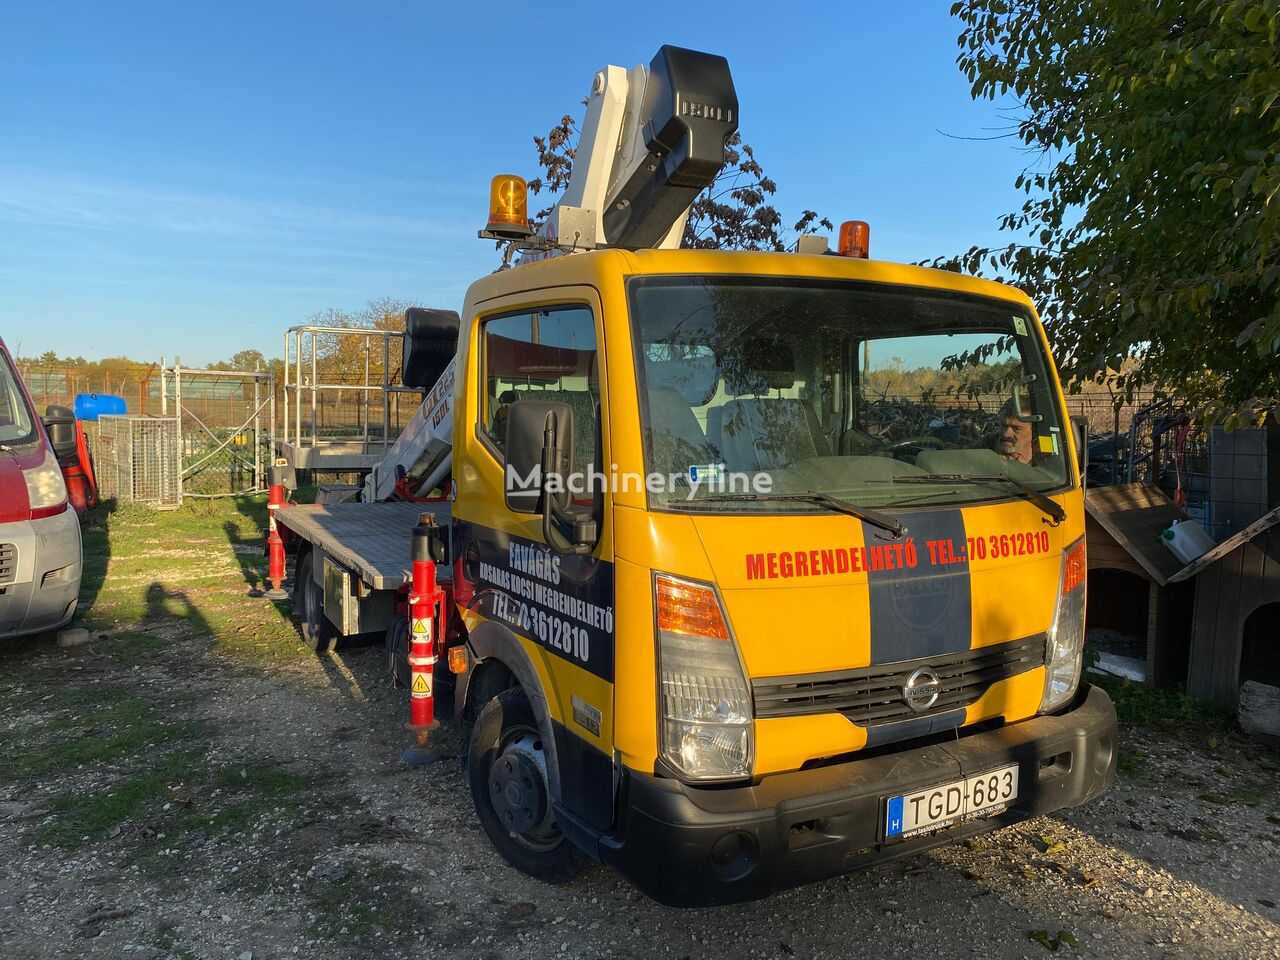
[0,543,15,585]
[752,634,1046,727]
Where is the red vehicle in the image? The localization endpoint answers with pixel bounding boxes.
[0,337,82,640]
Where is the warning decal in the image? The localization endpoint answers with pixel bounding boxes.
[411,674,432,695]
[411,618,430,635]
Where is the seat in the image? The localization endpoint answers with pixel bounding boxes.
[645,386,719,477]
[716,398,833,472]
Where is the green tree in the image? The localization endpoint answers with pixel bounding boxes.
[938,0,1280,425]
[307,296,415,384]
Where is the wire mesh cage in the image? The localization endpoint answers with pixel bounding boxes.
[96,415,182,509]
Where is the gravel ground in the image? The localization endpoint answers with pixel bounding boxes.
[1,510,1277,960]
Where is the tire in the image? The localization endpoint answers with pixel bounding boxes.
[386,616,409,688]
[467,687,589,883]
[294,550,339,653]
[388,619,456,713]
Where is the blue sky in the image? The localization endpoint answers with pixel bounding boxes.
[1,2,1031,366]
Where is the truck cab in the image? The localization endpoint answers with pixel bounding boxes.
[449,247,1115,905]
[0,337,82,641]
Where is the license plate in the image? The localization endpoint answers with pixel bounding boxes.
[885,764,1019,840]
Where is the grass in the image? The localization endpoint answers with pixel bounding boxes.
[37,750,318,862]
[37,749,206,846]
[2,495,327,863]
[72,494,312,663]
[1089,673,1235,731]
[304,861,425,946]
[1,690,202,781]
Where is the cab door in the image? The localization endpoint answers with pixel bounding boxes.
[452,287,617,832]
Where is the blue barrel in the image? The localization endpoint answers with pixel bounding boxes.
[74,393,128,421]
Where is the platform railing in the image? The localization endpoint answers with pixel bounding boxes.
[280,325,421,462]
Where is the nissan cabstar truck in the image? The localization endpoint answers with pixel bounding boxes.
[271,44,1116,906]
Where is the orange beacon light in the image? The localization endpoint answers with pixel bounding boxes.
[837,220,870,259]
[486,174,531,237]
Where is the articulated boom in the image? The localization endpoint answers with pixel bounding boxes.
[534,44,738,255]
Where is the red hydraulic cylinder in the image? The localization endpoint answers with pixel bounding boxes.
[263,461,289,601]
[403,513,446,766]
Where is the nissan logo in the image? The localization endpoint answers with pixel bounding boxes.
[903,667,942,713]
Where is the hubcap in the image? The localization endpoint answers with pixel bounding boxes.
[488,729,559,851]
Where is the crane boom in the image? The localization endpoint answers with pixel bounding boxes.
[535,45,738,253]
[364,47,738,501]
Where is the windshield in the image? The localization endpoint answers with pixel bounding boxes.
[628,276,1070,512]
[0,351,37,447]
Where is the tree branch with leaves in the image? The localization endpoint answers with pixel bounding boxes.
[933,0,1280,427]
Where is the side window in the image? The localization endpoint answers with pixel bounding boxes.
[482,305,599,476]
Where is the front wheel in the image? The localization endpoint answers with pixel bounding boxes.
[467,688,589,883]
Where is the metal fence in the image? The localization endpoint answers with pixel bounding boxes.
[18,360,278,499]
[161,365,275,498]
[16,363,160,417]
[95,415,182,508]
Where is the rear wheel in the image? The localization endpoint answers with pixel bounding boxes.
[294,550,338,653]
[385,616,409,687]
[467,687,588,882]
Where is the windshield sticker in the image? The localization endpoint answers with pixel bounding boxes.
[1039,435,1056,455]
[688,464,724,485]
[1012,316,1028,336]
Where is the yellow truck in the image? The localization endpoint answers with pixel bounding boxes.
[273,44,1115,906]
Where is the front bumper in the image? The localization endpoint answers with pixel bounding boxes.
[597,683,1116,907]
[0,509,83,640]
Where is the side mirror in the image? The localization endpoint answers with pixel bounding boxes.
[504,400,569,514]
[503,400,597,555]
[1070,415,1089,486]
[42,404,78,463]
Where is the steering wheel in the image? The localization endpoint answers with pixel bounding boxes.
[888,435,948,453]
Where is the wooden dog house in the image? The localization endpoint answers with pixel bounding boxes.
[1084,483,1195,687]
[1171,506,1280,713]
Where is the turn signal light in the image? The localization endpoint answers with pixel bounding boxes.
[1061,538,1086,595]
[486,174,531,236]
[447,644,468,674]
[656,575,729,640]
[837,220,870,259]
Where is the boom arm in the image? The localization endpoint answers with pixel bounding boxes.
[535,45,738,253]
[362,353,456,503]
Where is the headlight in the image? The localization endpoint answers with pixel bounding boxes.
[24,448,68,519]
[655,573,753,782]
[1041,537,1086,713]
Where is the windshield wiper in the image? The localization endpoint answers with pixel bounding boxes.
[895,474,1066,526]
[671,491,907,539]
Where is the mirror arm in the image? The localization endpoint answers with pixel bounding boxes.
[539,419,595,557]
[1070,414,1089,488]
[542,499,593,557]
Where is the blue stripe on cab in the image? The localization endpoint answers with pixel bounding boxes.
[865,510,971,665]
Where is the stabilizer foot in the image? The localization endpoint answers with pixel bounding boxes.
[401,744,444,766]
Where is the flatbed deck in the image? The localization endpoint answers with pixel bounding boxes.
[276,500,452,591]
